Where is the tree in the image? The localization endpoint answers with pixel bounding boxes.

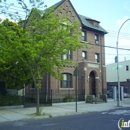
[0,0,87,114]
[0,19,32,89]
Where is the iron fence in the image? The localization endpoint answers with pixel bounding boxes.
[24,88,85,106]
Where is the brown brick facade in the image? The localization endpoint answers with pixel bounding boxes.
[25,0,107,102]
[46,0,107,99]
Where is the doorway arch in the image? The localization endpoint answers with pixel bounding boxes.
[89,70,98,96]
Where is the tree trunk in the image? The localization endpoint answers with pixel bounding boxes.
[36,87,40,114]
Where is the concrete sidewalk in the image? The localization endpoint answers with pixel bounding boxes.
[0,99,130,123]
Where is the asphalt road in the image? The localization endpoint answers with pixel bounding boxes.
[0,107,130,130]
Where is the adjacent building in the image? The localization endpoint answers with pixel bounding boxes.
[106,60,130,93]
[25,0,107,103]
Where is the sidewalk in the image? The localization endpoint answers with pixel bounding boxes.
[0,99,130,123]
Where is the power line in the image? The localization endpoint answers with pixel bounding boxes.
[107,29,130,35]
[1,2,24,9]
[0,9,26,19]
[106,35,130,39]
[88,42,130,51]
[106,29,130,40]
[1,2,130,40]
[0,3,130,55]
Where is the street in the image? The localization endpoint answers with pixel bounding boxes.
[0,107,130,130]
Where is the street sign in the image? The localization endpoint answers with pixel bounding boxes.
[112,65,122,70]
[74,67,80,76]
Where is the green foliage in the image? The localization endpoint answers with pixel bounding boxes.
[100,94,107,102]
[0,0,88,113]
[0,19,32,88]
[64,95,74,102]
[0,8,84,89]
[36,83,41,89]
[0,82,6,95]
[0,95,23,106]
[35,105,44,116]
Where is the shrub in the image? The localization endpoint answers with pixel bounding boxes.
[78,95,85,101]
[100,94,107,102]
[0,95,23,106]
[64,95,74,102]
[86,95,95,103]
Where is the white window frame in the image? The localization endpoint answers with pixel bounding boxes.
[61,73,72,88]
[95,34,99,44]
[95,53,99,63]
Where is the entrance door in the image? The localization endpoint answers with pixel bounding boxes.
[89,71,96,96]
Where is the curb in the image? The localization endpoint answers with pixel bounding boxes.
[0,105,24,109]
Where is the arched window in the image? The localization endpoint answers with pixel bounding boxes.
[61,73,72,88]
[62,19,72,26]
[60,19,73,35]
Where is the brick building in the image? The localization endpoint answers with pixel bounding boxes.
[25,0,107,103]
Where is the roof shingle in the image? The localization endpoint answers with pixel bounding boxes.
[50,0,108,34]
[78,14,107,34]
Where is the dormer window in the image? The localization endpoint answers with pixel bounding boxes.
[94,22,99,27]
[86,19,100,27]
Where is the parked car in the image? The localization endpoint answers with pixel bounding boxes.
[123,92,130,98]
[107,89,113,98]
[107,89,130,98]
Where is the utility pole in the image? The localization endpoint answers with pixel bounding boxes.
[100,36,104,94]
[74,66,80,112]
[116,18,130,107]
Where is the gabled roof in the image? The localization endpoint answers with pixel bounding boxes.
[50,0,82,25]
[50,0,65,10]
[51,0,108,34]
[79,14,108,34]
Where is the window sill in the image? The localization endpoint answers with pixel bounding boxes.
[60,88,74,90]
[81,40,87,43]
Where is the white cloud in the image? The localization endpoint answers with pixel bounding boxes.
[0,15,6,21]
[0,15,18,23]
[117,16,130,27]
[124,2,130,11]
[118,39,130,49]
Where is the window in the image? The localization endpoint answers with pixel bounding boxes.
[61,73,72,88]
[82,51,87,60]
[82,31,86,41]
[95,34,99,44]
[62,50,72,60]
[126,79,130,82]
[59,12,62,15]
[94,22,99,27]
[126,65,129,71]
[95,53,99,62]
[61,20,72,35]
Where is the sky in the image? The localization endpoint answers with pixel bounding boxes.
[0,0,130,65]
